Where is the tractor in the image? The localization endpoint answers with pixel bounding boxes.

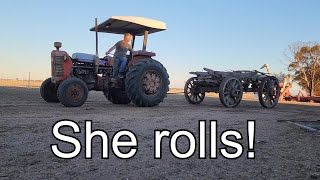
[40,16,169,107]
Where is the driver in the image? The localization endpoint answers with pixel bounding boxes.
[106,33,133,78]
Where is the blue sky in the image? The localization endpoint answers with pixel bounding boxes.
[0,0,319,89]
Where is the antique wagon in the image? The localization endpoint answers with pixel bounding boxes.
[184,68,280,108]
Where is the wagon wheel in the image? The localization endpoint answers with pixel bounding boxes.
[219,77,243,108]
[258,76,280,108]
[184,77,205,104]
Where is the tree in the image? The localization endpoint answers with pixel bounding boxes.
[316,83,320,96]
[273,72,290,84]
[284,42,320,96]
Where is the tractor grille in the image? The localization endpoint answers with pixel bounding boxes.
[52,56,64,77]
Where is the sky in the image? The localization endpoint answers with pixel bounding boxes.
[0,0,319,90]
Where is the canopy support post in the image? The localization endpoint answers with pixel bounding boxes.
[131,35,136,49]
[129,35,136,62]
[95,18,99,74]
[142,30,148,51]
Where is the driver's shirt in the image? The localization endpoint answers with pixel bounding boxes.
[114,40,132,58]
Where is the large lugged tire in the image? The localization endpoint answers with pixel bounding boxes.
[40,78,59,103]
[57,77,88,107]
[125,59,169,107]
[104,88,131,104]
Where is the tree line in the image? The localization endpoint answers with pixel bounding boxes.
[284,41,320,96]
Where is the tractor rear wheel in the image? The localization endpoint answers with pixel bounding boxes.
[125,59,169,107]
[57,77,88,107]
[40,78,59,103]
[104,88,131,104]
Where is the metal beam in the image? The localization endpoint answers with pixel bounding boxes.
[131,35,136,49]
[95,18,99,74]
[142,30,149,51]
[129,35,136,62]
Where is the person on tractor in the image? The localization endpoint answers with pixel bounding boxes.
[106,33,133,78]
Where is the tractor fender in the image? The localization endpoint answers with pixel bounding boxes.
[127,55,152,68]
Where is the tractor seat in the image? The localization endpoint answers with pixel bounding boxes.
[72,53,97,63]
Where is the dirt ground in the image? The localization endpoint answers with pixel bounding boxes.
[0,87,319,180]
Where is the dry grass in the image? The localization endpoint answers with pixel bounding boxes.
[0,79,42,88]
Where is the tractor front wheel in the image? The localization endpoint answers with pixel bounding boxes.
[40,78,59,103]
[57,77,88,107]
[125,59,169,107]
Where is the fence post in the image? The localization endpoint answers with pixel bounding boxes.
[28,72,30,88]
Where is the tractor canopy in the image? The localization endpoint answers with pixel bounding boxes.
[90,16,166,36]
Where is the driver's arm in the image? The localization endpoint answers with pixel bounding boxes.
[106,45,116,55]
[128,44,134,53]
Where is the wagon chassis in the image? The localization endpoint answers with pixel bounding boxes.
[184,68,280,108]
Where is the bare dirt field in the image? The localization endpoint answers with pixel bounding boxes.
[0,87,319,179]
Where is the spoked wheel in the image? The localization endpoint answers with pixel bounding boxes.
[219,77,243,108]
[184,77,205,104]
[258,76,280,108]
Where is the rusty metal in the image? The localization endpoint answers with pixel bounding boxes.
[142,70,162,95]
[66,83,85,103]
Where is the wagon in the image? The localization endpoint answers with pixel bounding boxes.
[184,68,280,108]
